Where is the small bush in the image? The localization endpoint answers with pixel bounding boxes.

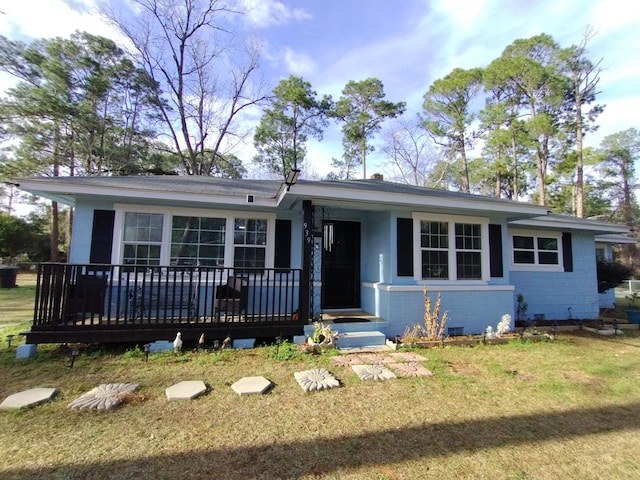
[597,260,633,293]
[267,339,300,361]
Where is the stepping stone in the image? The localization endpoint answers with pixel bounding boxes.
[330,354,363,367]
[68,383,139,410]
[0,387,57,410]
[231,376,272,395]
[294,368,340,392]
[388,362,434,378]
[358,353,397,364]
[165,381,207,401]
[351,364,397,381]
[390,352,428,362]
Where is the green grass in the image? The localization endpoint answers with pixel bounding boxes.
[0,272,36,349]
[0,332,638,479]
[0,279,639,479]
[0,272,37,325]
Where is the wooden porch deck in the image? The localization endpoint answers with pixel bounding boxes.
[26,263,306,345]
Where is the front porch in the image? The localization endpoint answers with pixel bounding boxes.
[26,263,306,344]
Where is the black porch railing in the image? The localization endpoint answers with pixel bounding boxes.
[29,263,304,344]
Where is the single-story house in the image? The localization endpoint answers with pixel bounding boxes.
[14,174,632,345]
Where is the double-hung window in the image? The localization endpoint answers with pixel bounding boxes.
[455,223,482,279]
[233,218,268,268]
[122,212,164,266]
[420,221,449,279]
[413,213,489,282]
[510,230,562,271]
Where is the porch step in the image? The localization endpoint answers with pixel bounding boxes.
[337,331,387,351]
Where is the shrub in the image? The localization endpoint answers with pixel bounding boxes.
[596,260,633,293]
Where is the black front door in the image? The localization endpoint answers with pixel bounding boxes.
[321,220,361,309]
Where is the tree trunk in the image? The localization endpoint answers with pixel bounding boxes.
[511,134,519,201]
[575,90,584,217]
[361,137,367,179]
[460,135,470,194]
[50,202,59,263]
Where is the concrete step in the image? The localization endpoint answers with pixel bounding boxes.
[337,330,386,349]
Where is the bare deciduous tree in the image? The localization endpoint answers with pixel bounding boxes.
[380,118,440,187]
[102,0,267,176]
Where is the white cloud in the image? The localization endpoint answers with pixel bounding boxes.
[0,0,121,41]
[240,0,311,28]
[283,47,317,77]
[431,0,489,29]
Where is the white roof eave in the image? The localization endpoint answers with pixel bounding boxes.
[283,184,548,217]
[16,178,279,209]
[510,215,631,235]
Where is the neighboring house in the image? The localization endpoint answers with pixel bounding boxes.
[15,175,631,344]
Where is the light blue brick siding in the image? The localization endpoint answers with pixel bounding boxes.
[363,284,514,337]
[510,232,599,321]
[69,201,115,263]
[598,289,615,309]
[363,211,392,284]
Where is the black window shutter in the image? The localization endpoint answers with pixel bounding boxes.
[89,210,115,264]
[489,224,504,278]
[274,219,292,269]
[562,232,573,272]
[397,218,413,277]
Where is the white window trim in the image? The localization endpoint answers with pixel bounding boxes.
[112,204,276,269]
[412,212,490,284]
[509,228,563,272]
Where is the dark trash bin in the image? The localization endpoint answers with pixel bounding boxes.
[0,266,19,288]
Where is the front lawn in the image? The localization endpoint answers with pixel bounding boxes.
[0,331,639,479]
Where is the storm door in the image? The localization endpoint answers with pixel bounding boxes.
[321,220,361,309]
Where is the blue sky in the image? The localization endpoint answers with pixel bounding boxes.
[1,0,638,178]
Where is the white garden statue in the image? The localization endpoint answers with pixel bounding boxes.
[496,314,511,337]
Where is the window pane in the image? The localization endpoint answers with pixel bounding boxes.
[421,250,448,279]
[455,223,481,250]
[513,236,534,249]
[234,246,266,268]
[170,215,225,266]
[124,212,164,242]
[538,252,559,264]
[123,243,161,266]
[457,252,481,279]
[421,221,448,249]
[514,251,535,264]
[200,231,224,245]
[149,226,163,243]
[538,237,558,251]
[235,218,267,245]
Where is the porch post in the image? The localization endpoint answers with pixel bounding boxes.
[299,200,313,323]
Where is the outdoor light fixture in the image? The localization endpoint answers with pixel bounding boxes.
[284,168,301,191]
[213,339,220,350]
[143,343,151,362]
[70,348,79,368]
